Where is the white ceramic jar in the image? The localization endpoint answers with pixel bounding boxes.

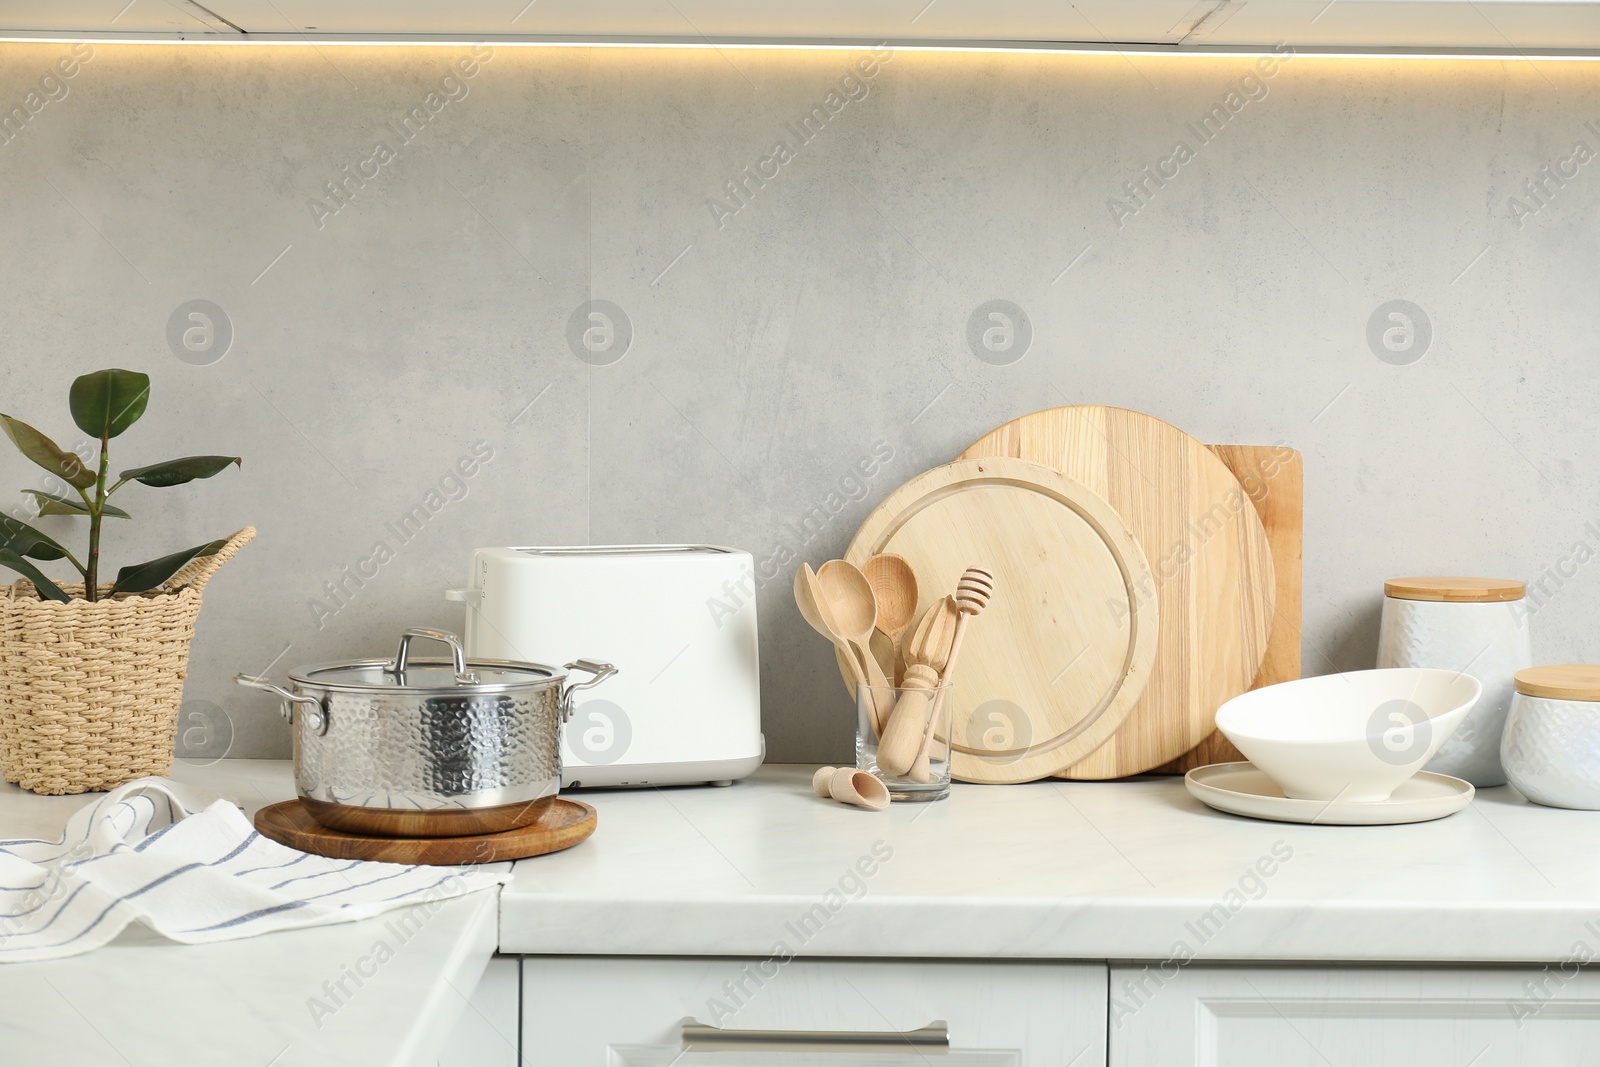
[1376,577,1531,787]
[1502,666,1600,809]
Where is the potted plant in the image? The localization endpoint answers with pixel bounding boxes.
[0,368,251,795]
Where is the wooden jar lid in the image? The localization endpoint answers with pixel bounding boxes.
[1515,666,1600,701]
[1384,577,1525,603]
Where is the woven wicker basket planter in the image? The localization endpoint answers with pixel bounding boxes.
[0,527,254,795]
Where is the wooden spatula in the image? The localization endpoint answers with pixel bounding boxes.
[876,596,959,776]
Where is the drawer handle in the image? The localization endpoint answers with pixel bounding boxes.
[680,1017,949,1053]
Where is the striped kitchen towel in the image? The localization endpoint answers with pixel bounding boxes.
[0,778,512,963]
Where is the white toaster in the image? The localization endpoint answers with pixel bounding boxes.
[447,545,764,788]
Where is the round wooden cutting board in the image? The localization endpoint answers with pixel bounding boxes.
[843,457,1158,784]
[255,798,597,865]
[959,406,1276,779]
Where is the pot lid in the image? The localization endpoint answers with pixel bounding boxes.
[1515,665,1600,702]
[1383,576,1525,603]
[288,627,559,692]
[292,657,557,692]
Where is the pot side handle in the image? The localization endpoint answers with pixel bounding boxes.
[560,660,618,722]
[234,673,329,736]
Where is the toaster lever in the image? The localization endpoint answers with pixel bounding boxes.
[444,588,484,605]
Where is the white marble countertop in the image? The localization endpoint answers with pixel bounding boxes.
[503,764,1600,963]
[8,753,1593,1064]
[0,760,510,1067]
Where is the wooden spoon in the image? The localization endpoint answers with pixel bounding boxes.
[794,564,871,701]
[876,596,959,776]
[864,553,918,682]
[909,568,995,783]
[816,560,896,729]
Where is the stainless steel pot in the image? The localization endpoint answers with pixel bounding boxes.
[235,627,616,837]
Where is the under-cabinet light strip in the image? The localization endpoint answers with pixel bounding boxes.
[0,32,1598,59]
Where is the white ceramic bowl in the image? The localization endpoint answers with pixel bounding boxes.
[1215,669,1482,802]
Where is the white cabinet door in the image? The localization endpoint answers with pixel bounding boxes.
[1110,964,1600,1066]
[523,957,1106,1066]
[438,957,521,1067]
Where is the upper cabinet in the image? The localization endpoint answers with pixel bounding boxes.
[2,0,1599,51]
[1195,0,1600,49]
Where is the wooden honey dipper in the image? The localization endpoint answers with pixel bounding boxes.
[909,567,994,783]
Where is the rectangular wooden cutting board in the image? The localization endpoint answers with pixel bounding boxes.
[1155,444,1303,774]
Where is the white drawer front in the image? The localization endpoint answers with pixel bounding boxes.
[523,957,1106,1066]
[1110,964,1600,1066]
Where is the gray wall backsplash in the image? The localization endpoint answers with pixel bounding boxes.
[2,42,1597,766]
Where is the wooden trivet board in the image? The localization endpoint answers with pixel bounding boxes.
[843,457,1159,784]
[255,797,597,865]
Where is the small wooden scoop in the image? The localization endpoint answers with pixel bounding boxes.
[812,766,890,811]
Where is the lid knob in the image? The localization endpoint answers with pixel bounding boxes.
[384,627,478,685]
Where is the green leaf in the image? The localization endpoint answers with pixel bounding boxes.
[22,490,129,519]
[0,415,95,489]
[109,538,226,596]
[0,515,71,561]
[69,368,150,440]
[0,548,69,602]
[119,455,241,488]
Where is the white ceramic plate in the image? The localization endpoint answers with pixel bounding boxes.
[1185,762,1474,825]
